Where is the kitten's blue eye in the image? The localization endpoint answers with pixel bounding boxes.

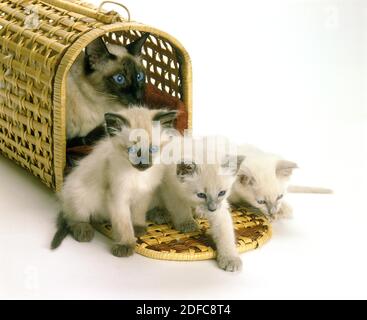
[149,145,159,153]
[277,194,284,200]
[128,146,137,154]
[113,74,125,85]
[257,199,266,205]
[218,190,226,197]
[197,193,207,199]
[137,71,145,82]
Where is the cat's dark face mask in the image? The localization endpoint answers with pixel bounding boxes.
[105,57,146,105]
[84,33,150,106]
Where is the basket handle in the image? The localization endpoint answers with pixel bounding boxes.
[40,0,130,24]
[98,1,131,22]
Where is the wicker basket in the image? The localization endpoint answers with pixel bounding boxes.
[0,0,192,191]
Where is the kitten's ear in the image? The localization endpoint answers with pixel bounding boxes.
[238,166,255,186]
[85,38,113,70]
[276,160,298,178]
[153,110,178,128]
[177,162,197,181]
[221,155,246,176]
[104,113,130,137]
[126,33,150,56]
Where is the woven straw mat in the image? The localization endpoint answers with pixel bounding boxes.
[92,206,272,261]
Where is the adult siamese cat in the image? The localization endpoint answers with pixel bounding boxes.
[66,33,150,144]
[51,106,177,257]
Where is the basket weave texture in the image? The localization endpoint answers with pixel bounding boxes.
[93,207,272,261]
[0,0,192,191]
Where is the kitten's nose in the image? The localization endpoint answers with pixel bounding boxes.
[208,202,217,212]
[133,157,152,171]
[266,203,277,215]
[134,163,152,171]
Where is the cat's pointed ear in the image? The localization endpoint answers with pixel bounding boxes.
[177,161,197,181]
[85,38,113,70]
[238,166,255,186]
[276,160,298,178]
[104,113,130,137]
[153,110,178,129]
[126,33,150,56]
[221,155,246,176]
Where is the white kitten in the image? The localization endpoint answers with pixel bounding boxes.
[229,144,332,220]
[51,106,177,257]
[149,139,245,272]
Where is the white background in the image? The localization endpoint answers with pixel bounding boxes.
[0,0,366,299]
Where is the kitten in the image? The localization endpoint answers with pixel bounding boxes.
[51,106,177,257]
[66,33,149,140]
[228,144,332,220]
[149,140,245,272]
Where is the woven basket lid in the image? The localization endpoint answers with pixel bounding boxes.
[92,206,272,261]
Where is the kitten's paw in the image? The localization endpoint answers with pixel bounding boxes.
[134,225,147,237]
[146,207,168,225]
[175,219,200,233]
[70,222,94,242]
[217,255,243,272]
[111,243,135,257]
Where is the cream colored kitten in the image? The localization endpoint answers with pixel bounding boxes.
[149,139,245,272]
[229,144,332,220]
[51,106,177,257]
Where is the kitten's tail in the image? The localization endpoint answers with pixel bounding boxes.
[50,212,69,250]
[287,185,333,194]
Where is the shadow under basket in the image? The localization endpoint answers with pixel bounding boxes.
[0,0,192,192]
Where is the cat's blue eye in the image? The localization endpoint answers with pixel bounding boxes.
[113,73,126,85]
[128,146,137,154]
[149,145,159,153]
[277,194,284,200]
[218,190,226,197]
[257,199,266,205]
[137,71,145,82]
[197,193,207,199]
